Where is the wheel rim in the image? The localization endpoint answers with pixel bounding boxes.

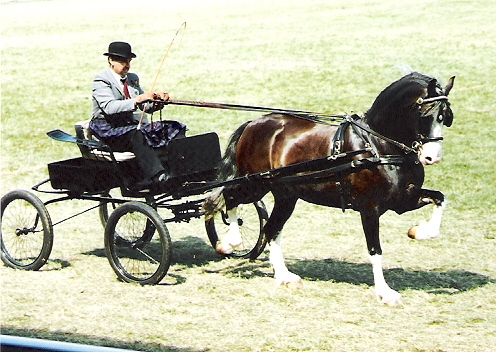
[1,197,48,268]
[107,205,170,283]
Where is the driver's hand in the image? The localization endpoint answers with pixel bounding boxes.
[151,92,169,110]
[155,92,170,103]
[135,91,155,105]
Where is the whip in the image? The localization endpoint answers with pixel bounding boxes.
[137,22,187,130]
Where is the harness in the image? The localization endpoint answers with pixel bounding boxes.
[169,94,450,210]
[279,95,450,211]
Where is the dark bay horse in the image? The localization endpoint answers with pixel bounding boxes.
[204,72,455,305]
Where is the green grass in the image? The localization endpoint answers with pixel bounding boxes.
[1,0,496,351]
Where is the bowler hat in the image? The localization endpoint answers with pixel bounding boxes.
[103,41,136,59]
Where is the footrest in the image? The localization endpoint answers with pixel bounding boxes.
[47,129,106,148]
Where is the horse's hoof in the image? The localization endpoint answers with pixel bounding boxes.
[377,293,402,307]
[407,225,418,239]
[275,272,302,288]
[285,280,303,289]
[215,241,232,255]
[383,297,402,307]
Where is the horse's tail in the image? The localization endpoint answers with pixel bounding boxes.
[203,121,251,220]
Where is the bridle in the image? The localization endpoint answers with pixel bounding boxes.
[416,95,449,144]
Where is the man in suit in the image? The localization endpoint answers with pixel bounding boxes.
[90,41,185,187]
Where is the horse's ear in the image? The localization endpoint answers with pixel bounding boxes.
[427,78,438,97]
[444,76,455,96]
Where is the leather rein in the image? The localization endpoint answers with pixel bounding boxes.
[167,95,449,156]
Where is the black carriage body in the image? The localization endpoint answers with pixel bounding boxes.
[48,157,124,194]
[165,132,221,180]
[47,132,221,194]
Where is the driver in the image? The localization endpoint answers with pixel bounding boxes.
[90,41,186,188]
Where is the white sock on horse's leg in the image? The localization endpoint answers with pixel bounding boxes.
[408,200,446,240]
[370,254,401,305]
[270,236,301,286]
[216,207,242,254]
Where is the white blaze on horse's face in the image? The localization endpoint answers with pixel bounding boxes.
[418,76,455,166]
[419,118,444,165]
[417,98,446,165]
[419,141,442,165]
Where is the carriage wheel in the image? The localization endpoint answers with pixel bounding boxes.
[1,190,53,270]
[205,201,268,259]
[104,201,171,285]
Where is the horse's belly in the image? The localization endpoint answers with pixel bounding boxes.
[288,183,345,208]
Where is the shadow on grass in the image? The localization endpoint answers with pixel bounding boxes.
[82,236,222,268]
[39,259,71,271]
[288,258,494,294]
[80,236,222,287]
[216,256,494,294]
[82,239,493,294]
[1,326,203,352]
[170,236,223,267]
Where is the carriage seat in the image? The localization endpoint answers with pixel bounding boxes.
[74,120,135,162]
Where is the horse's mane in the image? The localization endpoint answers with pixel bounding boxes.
[365,72,434,121]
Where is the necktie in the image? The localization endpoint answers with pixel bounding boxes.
[122,79,130,99]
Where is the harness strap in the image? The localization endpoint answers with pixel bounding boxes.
[331,118,351,156]
[276,155,407,184]
[276,155,410,212]
[345,115,419,154]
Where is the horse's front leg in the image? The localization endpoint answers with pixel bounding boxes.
[408,189,446,240]
[361,210,402,306]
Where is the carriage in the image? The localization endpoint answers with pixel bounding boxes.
[0,121,269,285]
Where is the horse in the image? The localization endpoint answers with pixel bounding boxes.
[204,71,455,305]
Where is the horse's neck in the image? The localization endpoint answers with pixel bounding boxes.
[363,112,417,154]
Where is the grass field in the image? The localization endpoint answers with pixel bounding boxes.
[1,0,495,351]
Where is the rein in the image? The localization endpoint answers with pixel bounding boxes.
[168,99,344,123]
[166,94,449,155]
[344,115,420,154]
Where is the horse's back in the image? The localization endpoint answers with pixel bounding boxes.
[236,114,336,175]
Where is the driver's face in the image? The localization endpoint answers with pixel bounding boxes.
[110,57,132,77]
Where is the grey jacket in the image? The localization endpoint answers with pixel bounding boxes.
[92,68,149,125]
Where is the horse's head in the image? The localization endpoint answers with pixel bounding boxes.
[365,72,455,165]
[417,76,455,165]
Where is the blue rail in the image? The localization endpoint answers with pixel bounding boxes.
[0,335,137,352]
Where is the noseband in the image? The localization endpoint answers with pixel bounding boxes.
[418,95,448,105]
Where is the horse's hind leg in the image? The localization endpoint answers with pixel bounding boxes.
[408,189,446,240]
[216,207,243,255]
[216,184,268,255]
[265,194,301,287]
